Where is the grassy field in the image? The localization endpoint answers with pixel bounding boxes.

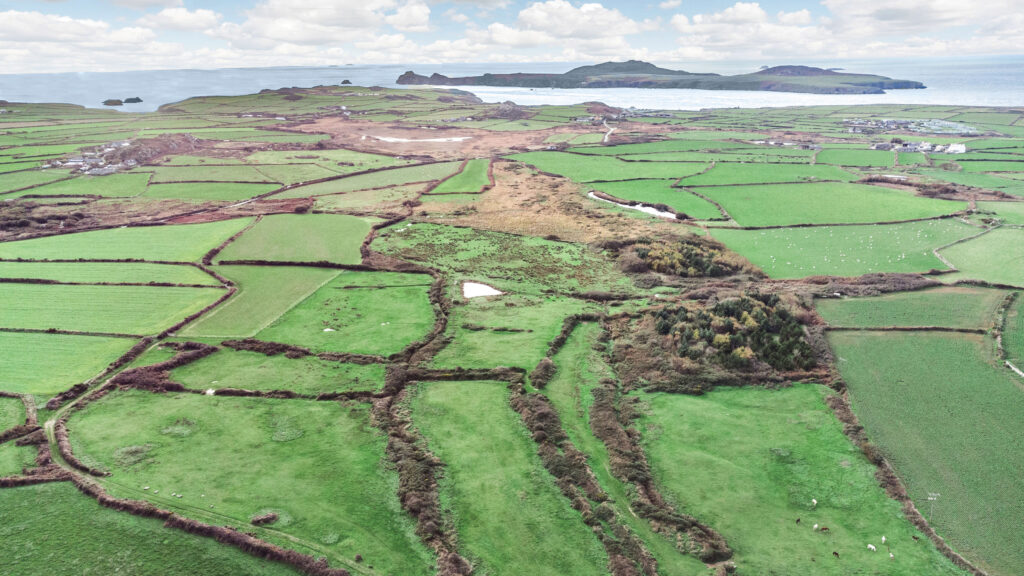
[544,323,709,575]
[0,261,219,285]
[313,184,424,212]
[273,162,461,198]
[24,172,152,197]
[372,223,630,294]
[1004,294,1024,367]
[711,219,975,278]
[0,483,302,575]
[215,214,370,265]
[70,390,433,575]
[0,332,136,395]
[700,183,964,227]
[640,385,965,576]
[0,395,25,431]
[919,170,1024,198]
[409,380,609,575]
[171,348,384,395]
[817,287,1007,329]
[149,165,278,184]
[430,158,490,193]
[828,331,1024,576]
[0,440,35,476]
[256,271,435,356]
[0,218,252,262]
[432,295,589,371]
[181,266,341,337]
[0,284,224,334]
[939,228,1024,287]
[679,163,855,186]
[589,179,723,219]
[817,149,895,167]
[143,182,280,201]
[509,151,707,182]
[976,201,1024,225]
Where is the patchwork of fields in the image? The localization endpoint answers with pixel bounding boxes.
[1,88,1021,576]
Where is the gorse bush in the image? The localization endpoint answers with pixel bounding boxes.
[654,293,816,371]
[633,237,748,278]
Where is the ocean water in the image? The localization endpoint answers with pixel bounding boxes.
[0,56,1020,113]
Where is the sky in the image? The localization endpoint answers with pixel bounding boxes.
[0,0,1021,73]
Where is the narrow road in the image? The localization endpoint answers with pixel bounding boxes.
[602,119,616,143]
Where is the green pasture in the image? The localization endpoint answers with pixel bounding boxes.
[940,228,1024,287]
[570,139,749,156]
[409,380,608,576]
[70,391,433,575]
[0,261,219,285]
[171,348,384,395]
[589,179,723,219]
[0,441,35,476]
[430,158,490,193]
[0,483,301,575]
[0,395,25,431]
[0,332,136,395]
[0,170,70,194]
[1004,295,1024,367]
[0,284,224,334]
[509,151,707,182]
[976,201,1024,224]
[215,214,370,265]
[817,149,895,167]
[711,219,975,278]
[256,271,435,356]
[0,218,251,262]
[829,331,1024,576]
[181,265,341,337]
[433,294,588,371]
[816,287,1006,329]
[313,184,424,212]
[22,172,151,197]
[680,163,855,186]
[919,169,1024,197]
[143,182,280,201]
[641,385,965,576]
[149,165,277,184]
[699,182,965,227]
[273,162,461,198]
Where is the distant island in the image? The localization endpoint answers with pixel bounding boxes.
[398,60,925,94]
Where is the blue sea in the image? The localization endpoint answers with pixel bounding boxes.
[0,56,1021,113]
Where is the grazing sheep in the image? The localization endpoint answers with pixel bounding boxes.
[890,552,895,560]
[812,498,818,507]
[796,518,801,524]
[820,526,830,533]
[881,536,886,544]
[813,524,819,531]
[833,551,840,559]
[867,544,877,552]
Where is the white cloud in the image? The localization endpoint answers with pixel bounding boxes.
[209,0,397,48]
[110,0,182,7]
[137,7,221,31]
[517,0,654,38]
[445,9,470,23]
[659,0,682,9]
[386,0,431,32]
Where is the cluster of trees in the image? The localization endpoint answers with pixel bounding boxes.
[631,237,748,278]
[654,293,816,371]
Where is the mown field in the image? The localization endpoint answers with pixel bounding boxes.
[0,483,302,575]
[589,179,723,219]
[939,228,1024,287]
[215,214,371,265]
[711,219,975,278]
[828,331,1024,576]
[71,390,434,575]
[816,287,1007,329]
[640,385,965,575]
[409,380,609,575]
[0,332,136,395]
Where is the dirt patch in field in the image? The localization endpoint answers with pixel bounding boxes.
[165,198,311,224]
[416,162,685,243]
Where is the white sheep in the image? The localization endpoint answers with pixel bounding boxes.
[890,553,895,560]
[813,524,819,531]
[812,498,818,507]
[881,536,886,544]
[867,544,877,552]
